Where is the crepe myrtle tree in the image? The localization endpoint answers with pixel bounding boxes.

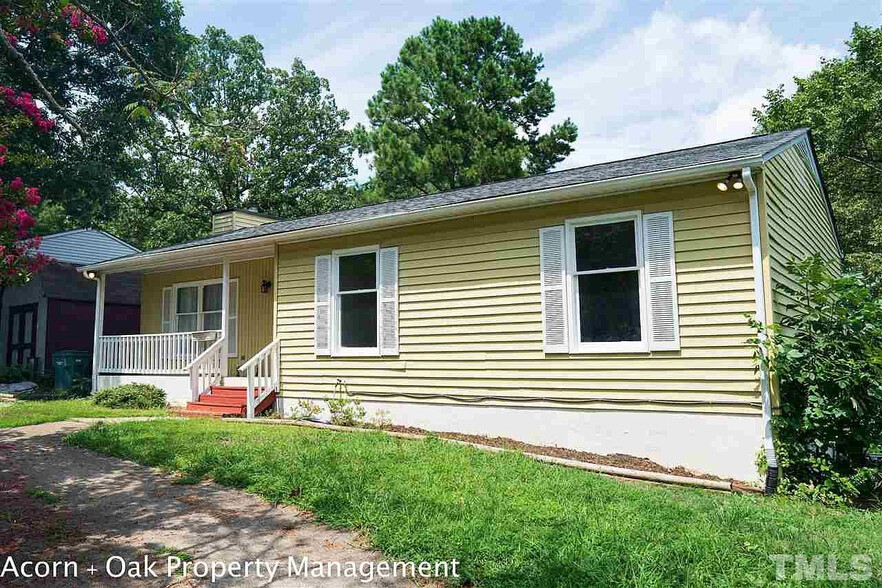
[0,2,112,298]
[0,87,52,301]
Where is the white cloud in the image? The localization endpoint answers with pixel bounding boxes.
[528,0,617,55]
[544,9,838,168]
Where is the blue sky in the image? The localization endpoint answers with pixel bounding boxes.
[181,1,881,179]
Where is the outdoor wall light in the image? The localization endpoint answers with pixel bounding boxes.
[717,172,744,192]
[260,278,273,293]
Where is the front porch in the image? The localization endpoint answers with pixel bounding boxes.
[90,257,280,417]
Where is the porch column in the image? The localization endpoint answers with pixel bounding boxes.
[90,272,106,393]
[221,260,230,377]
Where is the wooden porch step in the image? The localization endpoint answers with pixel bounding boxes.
[209,386,249,398]
[181,389,276,419]
[197,393,246,407]
[184,402,245,417]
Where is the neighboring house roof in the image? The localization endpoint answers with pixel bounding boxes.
[39,229,140,266]
[82,128,834,273]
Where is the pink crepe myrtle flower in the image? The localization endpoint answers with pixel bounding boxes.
[25,187,41,206]
[91,25,108,44]
[9,177,23,191]
[15,209,35,230]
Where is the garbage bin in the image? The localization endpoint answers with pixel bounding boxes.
[52,350,92,390]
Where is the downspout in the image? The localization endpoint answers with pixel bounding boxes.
[743,167,779,494]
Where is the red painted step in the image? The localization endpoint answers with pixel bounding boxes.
[209,386,250,398]
[182,385,276,418]
[197,393,246,406]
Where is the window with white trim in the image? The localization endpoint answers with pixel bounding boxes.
[333,248,379,355]
[314,246,399,357]
[540,210,679,354]
[162,279,239,356]
[567,212,647,352]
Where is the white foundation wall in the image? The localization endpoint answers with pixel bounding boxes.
[97,374,191,406]
[277,397,764,482]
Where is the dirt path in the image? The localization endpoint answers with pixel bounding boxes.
[0,420,414,587]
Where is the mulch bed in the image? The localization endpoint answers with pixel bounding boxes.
[385,425,735,483]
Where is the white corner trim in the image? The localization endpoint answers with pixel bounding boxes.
[743,166,777,470]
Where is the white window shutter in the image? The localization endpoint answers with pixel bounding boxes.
[643,212,680,351]
[539,226,569,353]
[314,255,332,356]
[161,287,173,333]
[378,247,399,356]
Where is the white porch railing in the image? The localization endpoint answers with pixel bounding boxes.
[187,337,226,402]
[239,338,280,419]
[97,331,221,375]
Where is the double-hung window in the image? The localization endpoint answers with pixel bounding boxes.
[314,246,399,357]
[162,279,239,356]
[540,209,680,354]
[334,248,379,355]
[567,212,647,352]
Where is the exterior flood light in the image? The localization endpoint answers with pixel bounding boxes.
[717,172,744,192]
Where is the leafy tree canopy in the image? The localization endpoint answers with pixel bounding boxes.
[0,0,191,234]
[110,26,357,248]
[754,24,882,278]
[355,16,578,200]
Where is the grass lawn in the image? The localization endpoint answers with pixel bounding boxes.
[0,398,167,428]
[67,419,882,587]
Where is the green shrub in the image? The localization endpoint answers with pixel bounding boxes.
[0,364,35,384]
[93,384,166,409]
[325,391,365,427]
[65,376,93,399]
[752,256,882,505]
[290,399,322,421]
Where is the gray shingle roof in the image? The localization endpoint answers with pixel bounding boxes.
[107,129,808,262]
[39,229,140,265]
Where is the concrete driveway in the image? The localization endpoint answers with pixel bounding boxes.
[0,420,415,587]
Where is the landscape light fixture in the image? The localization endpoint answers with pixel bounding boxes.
[717,172,744,192]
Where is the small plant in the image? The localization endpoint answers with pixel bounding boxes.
[93,383,166,409]
[370,409,393,430]
[152,546,193,574]
[26,486,59,505]
[325,392,366,427]
[65,376,92,399]
[290,399,322,421]
[0,364,34,384]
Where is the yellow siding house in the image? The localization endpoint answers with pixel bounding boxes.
[80,129,841,484]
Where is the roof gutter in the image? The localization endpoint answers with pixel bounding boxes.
[80,155,764,274]
[743,166,779,495]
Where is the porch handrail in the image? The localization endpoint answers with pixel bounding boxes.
[187,336,226,402]
[98,331,221,375]
[239,338,280,419]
